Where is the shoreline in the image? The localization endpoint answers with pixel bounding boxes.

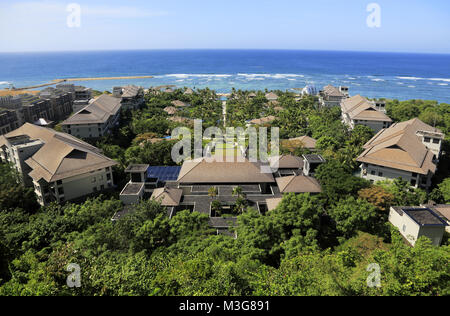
[3,76,155,92]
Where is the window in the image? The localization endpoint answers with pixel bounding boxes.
[378,172,383,177]
[107,173,111,181]
[57,180,62,185]
[371,170,376,175]
[424,137,431,143]
[433,139,440,144]
[411,179,417,186]
[58,187,64,195]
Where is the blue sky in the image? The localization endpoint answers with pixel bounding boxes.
[0,0,449,53]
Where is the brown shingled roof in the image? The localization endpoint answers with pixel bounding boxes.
[266,198,283,211]
[357,118,439,175]
[284,135,317,149]
[151,188,183,206]
[171,100,189,107]
[341,95,392,122]
[268,155,304,169]
[121,85,142,98]
[61,94,122,125]
[276,175,322,193]
[2,123,117,182]
[249,116,277,125]
[164,106,177,115]
[265,92,278,100]
[177,157,275,184]
[323,85,344,97]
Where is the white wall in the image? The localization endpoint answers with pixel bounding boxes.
[359,164,432,189]
[389,207,445,246]
[389,208,421,246]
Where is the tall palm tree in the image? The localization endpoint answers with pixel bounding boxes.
[232,186,248,214]
[232,186,245,199]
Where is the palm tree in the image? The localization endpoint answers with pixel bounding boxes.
[208,187,218,199]
[232,186,248,214]
[211,200,222,217]
[232,186,245,199]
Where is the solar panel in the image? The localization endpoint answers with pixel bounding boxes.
[147,166,182,182]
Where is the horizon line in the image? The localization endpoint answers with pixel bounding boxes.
[1,48,450,56]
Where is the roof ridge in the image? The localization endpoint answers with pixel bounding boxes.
[177,159,203,182]
[284,175,297,191]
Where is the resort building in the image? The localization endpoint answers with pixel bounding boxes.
[247,116,277,126]
[425,204,450,233]
[276,175,322,194]
[184,88,194,95]
[341,95,392,133]
[319,85,348,107]
[265,92,279,102]
[0,123,117,206]
[282,135,317,151]
[118,153,323,232]
[55,84,92,113]
[389,206,447,246]
[0,91,74,134]
[164,106,177,115]
[0,109,20,136]
[356,118,444,189]
[39,87,74,120]
[113,85,145,110]
[302,154,326,176]
[269,154,304,176]
[171,100,190,108]
[61,94,122,139]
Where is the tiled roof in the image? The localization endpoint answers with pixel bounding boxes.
[151,188,183,206]
[322,85,344,97]
[177,157,275,184]
[61,94,121,125]
[1,123,117,182]
[341,95,392,122]
[357,118,440,174]
[268,155,304,169]
[285,136,317,149]
[248,116,277,125]
[276,175,322,193]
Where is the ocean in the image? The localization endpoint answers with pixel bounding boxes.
[0,49,449,102]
